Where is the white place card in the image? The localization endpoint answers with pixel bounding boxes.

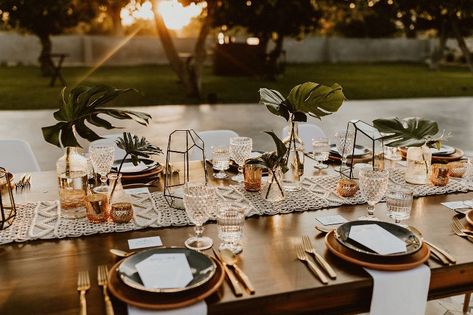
[125,187,149,195]
[349,224,407,255]
[441,200,473,210]
[128,236,163,250]
[135,253,193,289]
[316,215,348,226]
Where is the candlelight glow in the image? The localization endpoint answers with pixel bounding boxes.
[120,0,204,30]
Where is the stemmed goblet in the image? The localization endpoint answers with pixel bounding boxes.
[334,130,355,173]
[312,137,330,169]
[183,184,215,251]
[89,143,115,193]
[229,137,253,182]
[358,169,389,220]
[212,146,230,179]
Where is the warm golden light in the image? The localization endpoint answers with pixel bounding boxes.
[120,0,204,30]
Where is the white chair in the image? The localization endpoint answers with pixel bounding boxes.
[281,123,326,153]
[190,130,239,160]
[89,134,126,161]
[0,139,40,172]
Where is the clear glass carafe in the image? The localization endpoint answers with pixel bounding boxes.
[108,174,133,223]
[57,147,88,219]
[283,120,304,191]
[262,167,285,202]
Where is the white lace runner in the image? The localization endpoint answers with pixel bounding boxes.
[0,168,469,245]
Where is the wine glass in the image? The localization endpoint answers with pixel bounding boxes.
[334,130,355,173]
[212,146,230,179]
[183,184,215,251]
[89,143,115,193]
[312,137,330,169]
[229,137,253,182]
[358,169,389,220]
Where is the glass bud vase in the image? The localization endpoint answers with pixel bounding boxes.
[108,174,134,223]
[57,147,88,219]
[405,145,432,184]
[262,167,285,202]
[283,120,304,191]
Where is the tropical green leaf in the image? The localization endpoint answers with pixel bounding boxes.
[373,117,440,147]
[288,82,345,119]
[115,132,163,167]
[41,85,151,148]
[264,131,287,158]
[258,88,290,121]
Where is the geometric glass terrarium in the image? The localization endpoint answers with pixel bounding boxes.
[341,120,385,179]
[163,129,208,209]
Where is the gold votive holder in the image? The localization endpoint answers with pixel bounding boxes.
[85,193,109,223]
[243,163,263,192]
[336,178,359,197]
[448,161,467,178]
[430,164,449,186]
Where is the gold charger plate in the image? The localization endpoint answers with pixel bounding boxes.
[328,153,373,164]
[399,147,464,163]
[325,230,430,271]
[463,210,473,227]
[120,165,163,183]
[108,256,225,310]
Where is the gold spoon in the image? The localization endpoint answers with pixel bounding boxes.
[109,248,135,258]
[220,249,255,294]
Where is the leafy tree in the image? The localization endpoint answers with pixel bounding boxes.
[152,0,215,99]
[0,0,97,75]
[213,0,322,79]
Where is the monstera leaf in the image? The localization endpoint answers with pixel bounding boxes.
[115,132,162,168]
[373,117,440,148]
[42,85,151,148]
[259,82,345,122]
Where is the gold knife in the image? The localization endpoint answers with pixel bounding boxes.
[424,240,456,264]
[212,248,243,297]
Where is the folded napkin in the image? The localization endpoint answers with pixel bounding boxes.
[128,301,207,315]
[364,265,430,315]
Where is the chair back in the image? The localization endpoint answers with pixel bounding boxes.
[0,139,41,172]
[190,130,239,160]
[281,123,327,153]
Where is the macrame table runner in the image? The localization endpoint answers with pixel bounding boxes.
[0,169,469,245]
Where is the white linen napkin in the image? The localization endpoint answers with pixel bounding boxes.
[364,265,431,315]
[128,301,207,315]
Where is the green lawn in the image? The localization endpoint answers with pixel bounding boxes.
[1,63,473,110]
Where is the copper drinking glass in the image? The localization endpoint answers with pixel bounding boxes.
[430,164,449,186]
[85,193,109,223]
[243,163,262,192]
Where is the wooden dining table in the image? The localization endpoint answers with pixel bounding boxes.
[1,161,473,315]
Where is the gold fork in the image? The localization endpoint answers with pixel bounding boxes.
[77,270,90,315]
[295,244,328,284]
[302,235,337,279]
[451,223,473,242]
[452,216,473,236]
[98,265,114,315]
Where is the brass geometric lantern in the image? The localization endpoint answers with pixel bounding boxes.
[163,129,208,209]
[0,167,16,229]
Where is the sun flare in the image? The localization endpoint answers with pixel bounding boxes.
[120,0,204,30]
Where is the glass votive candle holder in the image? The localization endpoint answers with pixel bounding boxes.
[448,161,467,178]
[430,164,449,186]
[336,178,359,197]
[243,162,262,192]
[85,193,109,223]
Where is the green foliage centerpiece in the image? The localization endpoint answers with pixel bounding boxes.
[259,82,346,190]
[373,117,447,184]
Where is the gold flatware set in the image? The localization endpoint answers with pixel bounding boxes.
[212,247,255,296]
[77,265,114,315]
[296,235,337,284]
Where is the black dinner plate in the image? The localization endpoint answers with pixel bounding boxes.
[117,247,217,294]
[330,144,370,157]
[335,220,422,257]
